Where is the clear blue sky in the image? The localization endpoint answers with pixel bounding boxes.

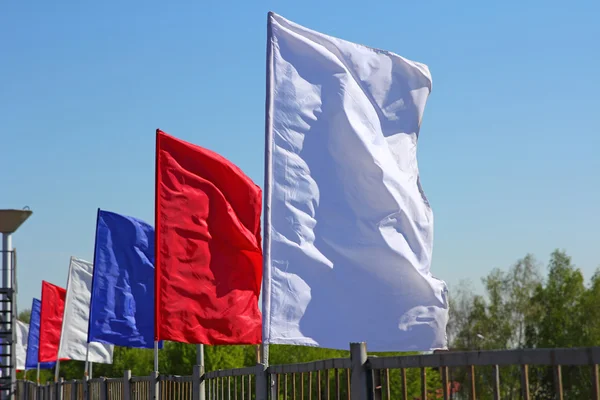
[2,0,599,309]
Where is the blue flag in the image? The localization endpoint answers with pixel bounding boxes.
[88,209,161,349]
[25,298,56,370]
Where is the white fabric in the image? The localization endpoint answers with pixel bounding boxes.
[58,257,113,363]
[263,12,449,351]
[15,320,28,370]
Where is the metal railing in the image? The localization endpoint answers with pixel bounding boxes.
[16,345,600,400]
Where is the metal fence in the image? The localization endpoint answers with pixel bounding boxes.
[16,344,600,400]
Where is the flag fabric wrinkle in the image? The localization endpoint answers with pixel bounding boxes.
[89,209,160,349]
[58,257,113,363]
[25,299,56,370]
[15,320,28,371]
[155,129,263,344]
[39,281,67,363]
[262,12,449,351]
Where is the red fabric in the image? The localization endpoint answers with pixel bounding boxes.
[38,281,67,363]
[155,129,263,344]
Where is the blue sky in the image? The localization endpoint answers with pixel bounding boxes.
[2,0,599,309]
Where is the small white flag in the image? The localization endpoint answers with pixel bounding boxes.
[58,257,113,363]
[262,12,449,351]
[15,320,28,370]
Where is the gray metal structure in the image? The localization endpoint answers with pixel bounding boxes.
[0,209,32,400]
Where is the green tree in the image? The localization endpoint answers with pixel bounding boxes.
[525,250,591,399]
[449,254,542,399]
[17,309,31,323]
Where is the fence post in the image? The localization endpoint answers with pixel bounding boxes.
[71,380,78,400]
[192,365,205,400]
[123,370,131,400]
[350,342,370,400]
[149,371,160,400]
[99,378,107,400]
[255,363,268,400]
[83,376,89,400]
[56,377,64,400]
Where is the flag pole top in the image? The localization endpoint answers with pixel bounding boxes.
[0,208,32,234]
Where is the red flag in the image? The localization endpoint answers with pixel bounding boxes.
[155,129,263,344]
[39,281,67,363]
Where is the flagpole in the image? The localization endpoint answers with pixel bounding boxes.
[154,131,160,377]
[195,344,203,367]
[54,360,60,382]
[260,11,275,370]
[84,344,90,379]
[36,363,40,384]
[88,362,93,380]
[154,341,159,372]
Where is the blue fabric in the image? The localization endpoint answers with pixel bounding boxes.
[88,209,162,349]
[25,299,56,369]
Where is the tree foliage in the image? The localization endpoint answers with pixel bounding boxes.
[449,250,599,399]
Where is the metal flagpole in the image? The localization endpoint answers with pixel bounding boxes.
[196,344,205,400]
[54,360,60,382]
[154,341,159,372]
[256,12,276,400]
[36,363,40,384]
[88,362,93,380]
[84,344,90,379]
[195,344,204,367]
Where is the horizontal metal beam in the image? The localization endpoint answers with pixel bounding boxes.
[368,347,600,369]
[204,366,256,379]
[159,375,193,383]
[130,376,154,383]
[268,357,351,374]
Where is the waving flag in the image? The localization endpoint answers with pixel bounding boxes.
[58,257,113,363]
[25,299,55,370]
[155,129,263,344]
[89,209,160,349]
[262,12,449,351]
[15,321,28,371]
[39,281,67,363]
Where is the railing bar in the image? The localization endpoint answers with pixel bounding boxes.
[384,369,390,400]
[420,367,427,400]
[293,373,297,400]
[554,364,564,400]
[309,371,313,400]
[247,374,251,400]
[521,364,530,400]
[326,369,330,400]
[284,373,288,400]
[334,369,340,400]
[346,369,350,400]
[317,370,322,400]
[400,368,407,400]
[470,365,477,400]
[593,364,599,400]
[441,366,449,400]
[493,365,501,400]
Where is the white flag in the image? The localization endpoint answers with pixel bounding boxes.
[58,257,113,363]
[15,320,28,370]
[262,12,448,351]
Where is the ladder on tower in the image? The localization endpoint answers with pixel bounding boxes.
[0,288,14,397]
[0,247,16,399]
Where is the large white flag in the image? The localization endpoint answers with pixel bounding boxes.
[262,12,448,351]
[15,320,28,370]
[58,257,113,363]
